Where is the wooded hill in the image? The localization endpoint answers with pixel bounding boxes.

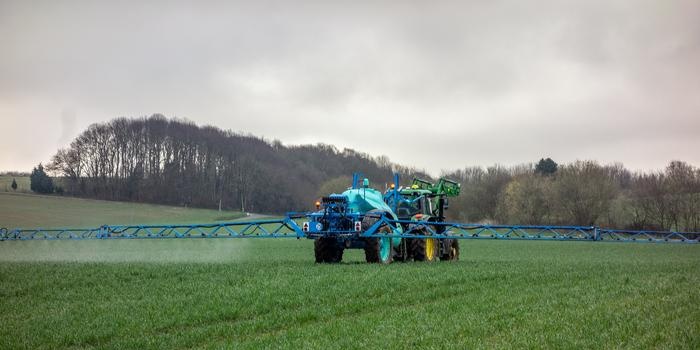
[46,115,427,213]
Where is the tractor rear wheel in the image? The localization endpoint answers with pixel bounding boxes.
[439,239,460,261]
[411,230,438,262]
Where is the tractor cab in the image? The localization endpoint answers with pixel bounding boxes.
[391,188,434,220]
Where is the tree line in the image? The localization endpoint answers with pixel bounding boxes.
[46,116,699,231]
[47,115,427,213]
[443,159,700,232]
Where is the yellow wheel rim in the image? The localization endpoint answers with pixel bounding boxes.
[425,238,436,261]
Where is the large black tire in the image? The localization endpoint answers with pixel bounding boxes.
[364,237,379,263]
[411,229,438,262]
[362,210,393,264]
[314,238,343,263]
[314,238,327,263]
[330,242,344,263]
[314,239,324,263]
[364,236,393,264]
[440,239,460,261]
[410,238,426,261]
[328,245,343,263]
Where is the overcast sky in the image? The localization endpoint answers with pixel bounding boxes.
[1,0,698,175]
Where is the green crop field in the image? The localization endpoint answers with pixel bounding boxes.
[1,195,699,349]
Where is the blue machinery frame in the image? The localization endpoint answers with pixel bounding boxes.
[1,214,698,243]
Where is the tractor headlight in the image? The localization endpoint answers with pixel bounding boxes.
[315,222,324,231]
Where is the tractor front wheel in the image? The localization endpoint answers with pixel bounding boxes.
[411,232,438,262]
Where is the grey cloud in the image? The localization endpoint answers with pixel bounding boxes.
[0,0,698,174]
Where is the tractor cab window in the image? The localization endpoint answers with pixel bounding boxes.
[396,196,429,218]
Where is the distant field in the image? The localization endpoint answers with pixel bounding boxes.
[0,192,245,229]
[0,195,698,349]
[0,175,30,193]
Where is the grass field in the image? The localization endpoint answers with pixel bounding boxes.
[1,195,699,349]
[0,192,245,228]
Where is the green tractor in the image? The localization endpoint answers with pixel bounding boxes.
[384,177,461,262]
